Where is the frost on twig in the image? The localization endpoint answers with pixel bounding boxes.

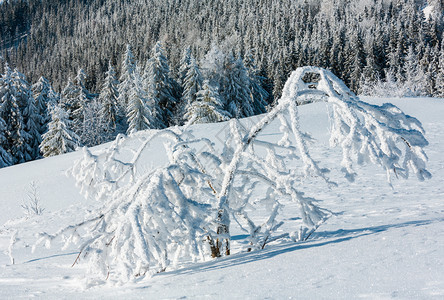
[21,181,45,216]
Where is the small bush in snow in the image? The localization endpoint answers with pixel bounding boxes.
[21,181,44,216]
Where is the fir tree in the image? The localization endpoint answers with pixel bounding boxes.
[22,96,42,161]
[40,105,79,157]
[32,76,58,134]
[178,47,192,87]
[182,57,203,107]
[11,68,37,162]
[0,64,27,164]
[403,45,422,96]
[201,46,254,118]
[99,62,120,131]
[61,77,80,118]
[185,81,230,124]
[0,116,13,168]
[82,99,110,147]
[244,53,269,114]
[223,56,254,118]
[118,44,136,115]
[127,68,154,134]
[72,68,92,128]
[435,40,444,98]
[145,41,178,127]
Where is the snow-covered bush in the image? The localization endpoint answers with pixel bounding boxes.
[34,67,430,285]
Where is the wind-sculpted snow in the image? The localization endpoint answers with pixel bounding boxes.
[28,67,431,285]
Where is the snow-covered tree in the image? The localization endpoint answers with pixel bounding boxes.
[223,57,254,118]
[244,53,269,114]
[127,68,154,134]
[60,69,93,141]
[73,68,93,124]
[0,117,13,168]
[81,99,111,147]
[10,68,40,162]
[99,62,120,131]
[403,46,423,96]
[182,57,203,106]
[39,105,79,157]
[202,46,254,118]
[118,44,136,113]
[184,81,230,124]
[435,41,444,98]
[144,41,178,127]
[35,67,431,284]
[178,46,192,87]
[0,64,27,164]
[61,77,77,105]
[177,57,204,122]
[22,96,42,160]
[32,76,58,134]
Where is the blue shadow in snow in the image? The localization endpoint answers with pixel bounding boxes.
[23,252,78,264]
[158,217,443,278]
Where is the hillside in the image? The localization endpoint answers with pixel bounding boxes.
[0,96,443,298]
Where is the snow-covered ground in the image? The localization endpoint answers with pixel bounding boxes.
[0,96,443,299]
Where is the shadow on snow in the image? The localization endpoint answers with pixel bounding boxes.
[156,217,443,278]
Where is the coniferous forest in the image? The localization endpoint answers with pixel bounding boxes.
[0,0,443,168]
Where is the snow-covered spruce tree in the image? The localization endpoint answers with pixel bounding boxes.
[81,99,111,147]
[60,77,80,117]
[403,45,423,96]
[435,40,444,98]
[39,105,80,157]
[73,68,93,131]
[144,41,178,128]
[22,96,42,161]
[32,76,58,134]
[99,62,120,131]
[244,52,269,114]
[0,116,13,168]
[10,68,39,162]
[184,81,230,124]
[127,67,154,134]
[178,57,203,122]
[60,70,94,144]
[178,46,192,87]
[118,44,136,116]
[37,67,430,284]
[0,64,28,164]
[201,46,254,118]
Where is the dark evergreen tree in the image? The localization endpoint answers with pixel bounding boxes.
[0,64,27,164]
[127,67,154,134]
[0,116,13,168]
[144,41,178,127]
[32,76,58,134]
[118,44,136,116]
[99,62,120,131]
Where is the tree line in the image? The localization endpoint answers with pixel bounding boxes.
[0,41,271,168]
[0,0,443,98]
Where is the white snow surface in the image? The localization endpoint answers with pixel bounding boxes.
[0,97,443,299]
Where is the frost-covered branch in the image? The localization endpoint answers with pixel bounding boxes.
[41,66,430,285]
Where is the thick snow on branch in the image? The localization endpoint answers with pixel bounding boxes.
[279,66,431,182]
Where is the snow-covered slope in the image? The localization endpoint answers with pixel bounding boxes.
[0,97,443,298]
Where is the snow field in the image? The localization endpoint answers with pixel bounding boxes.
[0,96,442,298]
